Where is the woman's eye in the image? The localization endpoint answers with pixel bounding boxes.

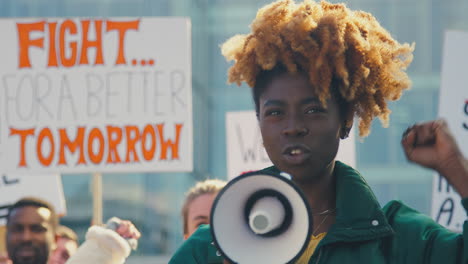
[306,107,325,114]
[266,110,282,116]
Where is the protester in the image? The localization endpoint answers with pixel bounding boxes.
[4,197,140,264]
[48,225,78,264]
[169,0,468,263]
[6,197,58,264]
[181,179,226,239]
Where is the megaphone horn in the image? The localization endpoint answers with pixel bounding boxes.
[244,189,293,237]
[210,171,312,264]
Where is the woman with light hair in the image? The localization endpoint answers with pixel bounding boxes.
[181,179,227,239]
[49,225,79,264]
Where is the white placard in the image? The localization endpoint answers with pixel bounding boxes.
[431,30,468,232]
[0,174,66,226]
[226,111,356,180]
[0,18,192,173]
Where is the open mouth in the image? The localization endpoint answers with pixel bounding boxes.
[282,145,311,164]
[15,245,37,259]
[289,148,304,155]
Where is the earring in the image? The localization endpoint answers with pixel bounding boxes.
[341,127,350,139]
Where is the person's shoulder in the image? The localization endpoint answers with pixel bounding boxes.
[383,200,429,222]
[170,225,223,264]
[382,200,447,234]
[190,224,213,242]
[382,200,411,214]
[381,201,462,263]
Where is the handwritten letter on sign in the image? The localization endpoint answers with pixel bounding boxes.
[431,31,468,232]
[0,18,193,173]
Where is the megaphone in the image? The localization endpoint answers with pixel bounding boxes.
[210,171,312,264]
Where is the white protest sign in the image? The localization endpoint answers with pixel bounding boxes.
[0,18,192,173]
[226,111,271,179]
[431,30,468,232]
[226,111,356,179]
[0,174,66,226]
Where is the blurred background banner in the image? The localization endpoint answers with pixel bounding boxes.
[0,17,193,173]
[225,111,271,180]
[226,111,356,180]
[431,30,468,233]
[0,173,66,226]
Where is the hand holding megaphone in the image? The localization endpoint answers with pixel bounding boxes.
[210,171,312,264]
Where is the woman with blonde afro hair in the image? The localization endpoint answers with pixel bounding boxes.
[170,1,468,263]
[222,0,414,138]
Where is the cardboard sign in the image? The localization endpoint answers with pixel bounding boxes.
[0,18,192,173]
[431,30,468,232]
[226,111,356,179]
[0,174,66,226]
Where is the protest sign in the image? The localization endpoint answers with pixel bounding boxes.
[0,174,66,226]
[431,30,468,232]
[0,18,192,173]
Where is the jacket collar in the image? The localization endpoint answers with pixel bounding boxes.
[261,161,393,245]
[322,161,393,245]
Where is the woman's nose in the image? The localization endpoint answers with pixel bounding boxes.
[283,117,309,137]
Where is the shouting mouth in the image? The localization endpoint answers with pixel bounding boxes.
[282,145,311,165]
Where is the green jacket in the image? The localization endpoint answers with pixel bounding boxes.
[169,161,468,264]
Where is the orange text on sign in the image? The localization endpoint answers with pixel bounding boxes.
[9,123,183,167]
[17,19,140,68]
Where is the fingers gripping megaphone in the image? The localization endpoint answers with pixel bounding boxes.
[210,171,312,264]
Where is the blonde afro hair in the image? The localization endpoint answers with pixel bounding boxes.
[221,0,414,137]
